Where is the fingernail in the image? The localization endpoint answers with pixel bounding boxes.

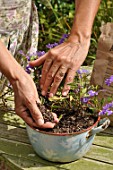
[49,93,53,98]
[62,91,67,96]
[36,118,44,126]
[42,90,46,96]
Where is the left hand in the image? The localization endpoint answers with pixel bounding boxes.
[12,69,58,128]
[30,38,90,97]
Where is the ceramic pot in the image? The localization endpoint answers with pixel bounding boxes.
[26,117,110,163]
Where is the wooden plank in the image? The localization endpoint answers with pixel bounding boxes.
[94,133,113,148]
[0,154,52,170]
[1,155,113,170]
[85,145,113,164]
[0,138,113,170]
[104,127,113,135]
[60,158,113,170]
[0,138,57,166]
[0,123,29,144]
[0,108,25,128]
[0,155,20,170]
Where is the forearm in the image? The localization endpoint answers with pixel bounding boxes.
[0,40,24,85]
[69,0,101,42]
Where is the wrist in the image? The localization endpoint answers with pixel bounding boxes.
[67,31,91,45]
[10,66,27,88]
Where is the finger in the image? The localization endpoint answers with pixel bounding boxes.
[41,61,61,96]
[39,122,56,129]
[40,57,53,88]
[35,113,59,129]
[52,112,59,123]
[49,66,67,97]
[17,109,37,127]
[29,54,47,67]
[62,68,76,96]
[27,100,44,127]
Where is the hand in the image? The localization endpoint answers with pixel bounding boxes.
[30,37,90,97]
[12,69,58,128]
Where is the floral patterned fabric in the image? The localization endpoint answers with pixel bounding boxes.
[0,0,39,93]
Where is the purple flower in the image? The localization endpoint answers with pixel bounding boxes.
[46,42,59,49]
[88,90,98,97]
[26,65,32,74]
[77,69,89,74]
[59,34,69,44]
[99,102,113,116]
[18,50,24,55]
[46,43,54,49]
[103,102,113,110]
[107,110,113,116]
[105,75,113,86]
[62,34,69,39]
[81,97,89,103]
[59,38,65,44]
[26,55,30,61]
[37,51,45,57]
[99,109,113,116]
[52,42,59,47]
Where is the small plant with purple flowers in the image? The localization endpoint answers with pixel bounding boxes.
[23,34,113,133]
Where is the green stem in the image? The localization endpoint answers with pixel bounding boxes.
[48,2,65,32]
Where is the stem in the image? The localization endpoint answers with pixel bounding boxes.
[48,2,65,32]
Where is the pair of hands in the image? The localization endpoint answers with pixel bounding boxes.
[14,38,90,128]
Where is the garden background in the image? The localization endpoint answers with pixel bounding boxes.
[35,0,113,66]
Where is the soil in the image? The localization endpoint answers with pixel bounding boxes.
[37,103,98,134]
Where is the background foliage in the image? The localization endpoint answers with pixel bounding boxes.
[35,0,113,65]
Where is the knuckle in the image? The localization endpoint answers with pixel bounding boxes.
[47,72,54,79]
[49,49,56,56]
[56,55,62,62]
[65,58,71,65]
[64,85,70,91]
[66,75,74,83]
[42,69,48,74]
[54,75,62,82]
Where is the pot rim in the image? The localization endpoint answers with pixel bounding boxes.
[26,116,100,136]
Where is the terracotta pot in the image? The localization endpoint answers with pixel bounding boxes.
[26,117,110,163]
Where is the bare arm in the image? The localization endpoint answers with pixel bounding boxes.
[0,41,21,82]
[69,0,101,42]
[0,40,58,128]
[30,0,101,97]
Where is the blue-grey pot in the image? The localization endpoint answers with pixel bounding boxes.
[26,117,110,163]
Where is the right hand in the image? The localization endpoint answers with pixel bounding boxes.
[30,36,90,97]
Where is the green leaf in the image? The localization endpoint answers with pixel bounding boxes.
[49,96,66,101]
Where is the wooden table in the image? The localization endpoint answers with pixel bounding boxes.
[0,104,113,170]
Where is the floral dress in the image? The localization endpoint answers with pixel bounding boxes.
[0,0,39,93]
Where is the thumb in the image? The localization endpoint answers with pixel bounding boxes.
[29,54,47,67]
[28,102,44,126]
